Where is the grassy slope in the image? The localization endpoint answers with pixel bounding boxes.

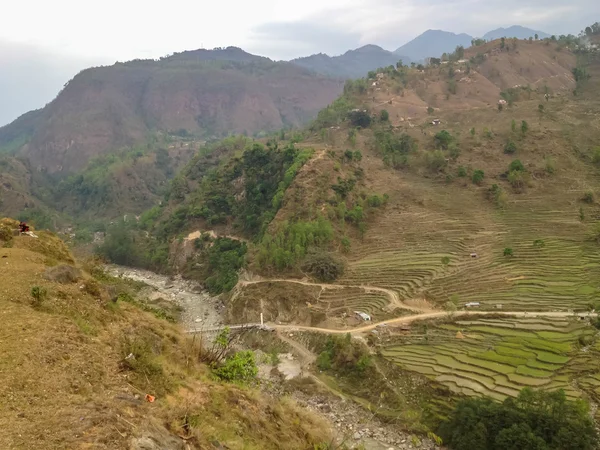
[0,219,331,449]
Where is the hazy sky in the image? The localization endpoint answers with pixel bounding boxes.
[1,0,597,126]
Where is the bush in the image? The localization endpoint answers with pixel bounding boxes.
[457,166,467,177]
[367,195,383,207]
[301,252,345,282]
[472,170,485,185]
[348,110,372,128]
[533,239,545,248]
[441,256,451,266]
[380,110,389,121]
[30,286,47,307]
[434,130,453,149]
[427,106,434,115]
[426,150,448,172]
[503,247,513,257]
[504,141,517,154]
[582,191,594,204]
[43,265,82,284]
[509,159,525,172]
[214,350,258,383]
[508,170,526,191]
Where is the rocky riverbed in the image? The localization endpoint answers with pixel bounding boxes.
[105,265,224,330]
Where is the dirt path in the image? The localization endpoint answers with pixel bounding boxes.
[271,310,595,335]
[238,278,429,312]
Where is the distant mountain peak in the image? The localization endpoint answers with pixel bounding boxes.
[483,26,550,41]
[394,29,473,61]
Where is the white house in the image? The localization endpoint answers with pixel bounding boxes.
[354,311,372,321]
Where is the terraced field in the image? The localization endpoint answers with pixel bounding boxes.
[381,317,597,402]
[343,187,600,312]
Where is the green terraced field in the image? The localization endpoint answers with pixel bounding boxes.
[382,317,596,402]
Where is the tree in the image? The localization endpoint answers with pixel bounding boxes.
[396,60,403,69]
[348,109,372,128]
[472,170,485,185]
[533,239,545,248]
[521,120,529,135]
[498,103,504,112]
[470,127,476,136]
[214,351,258,383]
[511,119,517,133]
[534,33,539,40]
[301,252,345,282]
[585,26,593,36]
[538,104,545,114]
[380,109,389,122]
[434,130,453,149]
[501,37,506,48]
[441,256,451,266]
[504,247,514,257]
[427,106,435,115]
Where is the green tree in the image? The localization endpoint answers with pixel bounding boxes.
[427,106,434,115]
[534,33,538,40]
[511,119,517,133]
[434,130,453,149]
[521,120,529,135]
[472,170,485,185]
[501,37,506,48]
[441,256,451,266]
[504,247,513,257]
[457,166,467,177]
[470,127,475,136]
[380,109,389,121]
[509,159,525,172]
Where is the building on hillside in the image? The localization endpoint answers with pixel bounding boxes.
[465,302,480,308]
[431,119,441,125]
[354,311,372,321]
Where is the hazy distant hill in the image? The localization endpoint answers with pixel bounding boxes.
[0,47,344,173]
[394,30,473,61]
[291,45,410,79]
[483,26,550,41]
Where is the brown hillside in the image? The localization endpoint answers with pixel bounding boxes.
[0,226,331,449]
[0,49,343,174]
[364,40,575,124]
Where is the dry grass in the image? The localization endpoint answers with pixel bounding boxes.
[0,231,332,449]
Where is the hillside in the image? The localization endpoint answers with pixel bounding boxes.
[0,47,344,174]
[0,218,333,449]
[394,30,473,61]
[291,45,410,79]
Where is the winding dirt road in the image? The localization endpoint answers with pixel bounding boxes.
[238,278,428,312]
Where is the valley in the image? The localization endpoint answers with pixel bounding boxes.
[2,24,600,450]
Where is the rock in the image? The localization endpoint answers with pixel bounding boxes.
[195,318,202,323]
[353,432,361,440]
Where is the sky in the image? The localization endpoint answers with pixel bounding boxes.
[1,0,597,126]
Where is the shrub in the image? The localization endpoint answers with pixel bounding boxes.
[348,109,372,128]
[434,130,453,149]
[508,170,526,191]
[367,195,383,207]
[380,109,389,121]
[509,159,525,172]
[470,127,476,136]
[441,256,451,266]
[426,150,448,172]
[427,106,434,115]
[43,265,82,284]
[504,141,517,154]
[533,239,545,248]
[30,286,47,307]
[521,120,529,135]
[472,170,485,185]
[582,191,594,204]
[214,351,258,383]
[503,247,514,257]
[457,166,467,177]
[301,252,345,282]
[545,157,555,174]
[340,237,351,253]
